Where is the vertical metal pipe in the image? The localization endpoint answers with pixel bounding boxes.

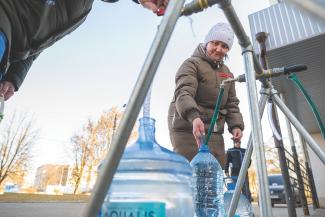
[242,50,273,217]
[227,90,268,217]
[299,134,320,208]
[271,92,325,165]
[281,94,309,215]
[81,1,185,217]
[255,32,269,70]
[269,94,297,217]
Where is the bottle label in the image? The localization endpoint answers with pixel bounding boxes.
[100,202,166,217]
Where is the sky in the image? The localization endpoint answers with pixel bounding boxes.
[3,0,275,180]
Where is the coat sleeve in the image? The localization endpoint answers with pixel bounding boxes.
[225,81,244,133]
[2,55,38,91]
[174,59,200,122]
[225,150,232,174]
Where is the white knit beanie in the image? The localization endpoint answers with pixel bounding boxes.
[204,22,234,50]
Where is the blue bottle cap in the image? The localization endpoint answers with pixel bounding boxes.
[227,182,236,190]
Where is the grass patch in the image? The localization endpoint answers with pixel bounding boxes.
[0,193,90,202]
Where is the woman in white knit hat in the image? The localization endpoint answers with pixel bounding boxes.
[167,22,244,167]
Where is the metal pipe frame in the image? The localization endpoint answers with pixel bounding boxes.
[241,49,273,217]
[271,89,325,166]
[82,1,185,216]
[227,89,268,217]
[217,1,273,216]
[81,1,325,217]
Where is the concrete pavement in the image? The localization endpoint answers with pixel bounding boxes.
[0,202,324,217]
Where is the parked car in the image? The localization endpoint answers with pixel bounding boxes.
[268,174,301,207]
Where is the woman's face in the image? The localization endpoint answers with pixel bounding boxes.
[206,40,229,61]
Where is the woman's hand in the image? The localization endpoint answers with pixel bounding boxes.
[192,117,205,147]
[231,127,243,143]
[139,0,168,13]
[0,81,15,101]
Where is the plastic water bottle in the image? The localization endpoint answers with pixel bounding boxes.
[223,179,253,217]
[99,117,194,217]
[190,140,225,217]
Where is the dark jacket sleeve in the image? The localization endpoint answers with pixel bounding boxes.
[2,55,38,91]
[225,81,244,133]
[225,151,232,173]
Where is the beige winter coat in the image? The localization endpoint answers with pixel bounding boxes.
[168,44,244,165]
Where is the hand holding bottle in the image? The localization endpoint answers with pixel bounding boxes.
[192,117,205,147]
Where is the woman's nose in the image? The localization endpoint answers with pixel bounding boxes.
[215,45,222,52]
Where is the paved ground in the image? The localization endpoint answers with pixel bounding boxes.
[251,203,325,217]
[0,202,324,217]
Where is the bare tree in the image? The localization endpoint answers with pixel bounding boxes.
[0,113,37,186]
[70,107,139,194]
[70,120,95,194]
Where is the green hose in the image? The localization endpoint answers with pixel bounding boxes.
[205,86,225,145]
[289,73,325,140]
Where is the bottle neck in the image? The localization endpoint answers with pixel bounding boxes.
[198,135,209,152]
[199,143,209,152]
[138,117,156,149]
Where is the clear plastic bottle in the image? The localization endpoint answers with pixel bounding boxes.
[223,180,253,217]
[99,117,194,217]
[190,142,225,217]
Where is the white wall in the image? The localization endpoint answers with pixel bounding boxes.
[309,133,325,207]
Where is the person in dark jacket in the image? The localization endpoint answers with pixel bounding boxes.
[168,22,244,167]
[0,0,168,101]
[225,140,252,201]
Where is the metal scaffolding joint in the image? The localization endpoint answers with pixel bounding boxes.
[241,46,254,55]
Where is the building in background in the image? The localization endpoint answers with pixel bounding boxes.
[249,0,325,207]
[34,164,69,192]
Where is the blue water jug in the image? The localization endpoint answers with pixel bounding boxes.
[224,180,253,217]
[190,141,225,217]
[99,117,194,217]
